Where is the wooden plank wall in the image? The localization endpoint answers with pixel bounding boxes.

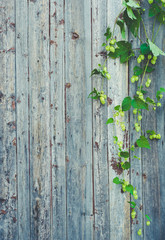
[0,0,164,239]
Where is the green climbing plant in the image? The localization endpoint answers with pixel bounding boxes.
[88,0,165,237]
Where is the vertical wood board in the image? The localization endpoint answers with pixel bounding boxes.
[0,0,164,239]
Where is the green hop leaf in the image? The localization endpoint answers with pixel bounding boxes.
[146,130,156,135]
[113,177,121,184]
[146,66,155,73]
[88,88,99,99]
[134,155,141,160]
[156,10,165,24]
[136,136,151,149]
[156,88,165,100]
[123,9,141,37]
[127,6,137,20]
[133,66,143,76]
[128,201,136,209]
[104,27,112,40]
[120,151,130,158]
[140,43,151,55]
[117,19,126,39]
[122,162,131,170]
[131,97,149,110]
[146,97,155,104]
[106,118,114,124]
[125,184,134,194]
[145,214,152,222]
[122,96,132,111]
[148,39,165,57]
[90,69,100,76]
[113,136,118,141]
[160,87,165,92]
[115,41,135,63]
[114,105,120,110]
[149,3,161,17]
[125,0,141,9]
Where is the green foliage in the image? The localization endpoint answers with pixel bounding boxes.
[145,214,152,222]
[122,96,132,111]
[136,136,151,149]
[140,43,151,55]
[148,39,165,57]
[146,130,156,135]
[117,19,126,39]
[123,8,141,37]
[128,201,136,208]
[156,10,165,24]
[156,87,165,100]
[104,27,112,40]
[146,66,155,73]
[146,97,155,104]
[114,105,120,110]
[134,155,140,160]
[122,162,131,170]
[131,97,149,110]
[125,184,134,195]
[120,151,130,158]
[90,68,107,78]
[109,41,135,63]
[88,88,99,99]
[90,68,101,77]
[133,66,143,76]
[149,3,161,17]
[106,118,114,124]
[124,0,141,9]
[113,136,118,142]
[113,177,122,184]
[89,0,164,235]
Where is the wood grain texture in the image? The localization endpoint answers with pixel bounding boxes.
[107,1,130,239]
[140,1,165,240]
[91,0,110,239]
[65,0,93,239]
[128,35,143,240]
[0,0,17,239]
[29,0,51,239]
[156,30,165,240]
[50,0,66,239]
[15,0,30,239]
[0,0,165,239]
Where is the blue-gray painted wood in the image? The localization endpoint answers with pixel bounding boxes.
[91,1,111,239]
[16,0,30,239]
[28,0,51,239]
[50,0,67,239]
[107,2,131,240]
[0,0,165,239]
[0,0,17,239]
[140,1,165,240]
[128,31,143,240]
[65,0,93,239]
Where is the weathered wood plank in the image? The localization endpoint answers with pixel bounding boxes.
[156,29,165,240]
[49,0,66,239]
[107,1,131,239]
[65,0,93,239]
[91,0,110,239]
[0,0,17,239]
[128,35,143,239]
[140,2,164,239]
[29,0,51,239]
[15,0,30,239]
[0,1,165,239]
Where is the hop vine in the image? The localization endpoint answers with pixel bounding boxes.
[88,0,165,237]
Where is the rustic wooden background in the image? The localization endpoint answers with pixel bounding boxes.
[0,0,165,239]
